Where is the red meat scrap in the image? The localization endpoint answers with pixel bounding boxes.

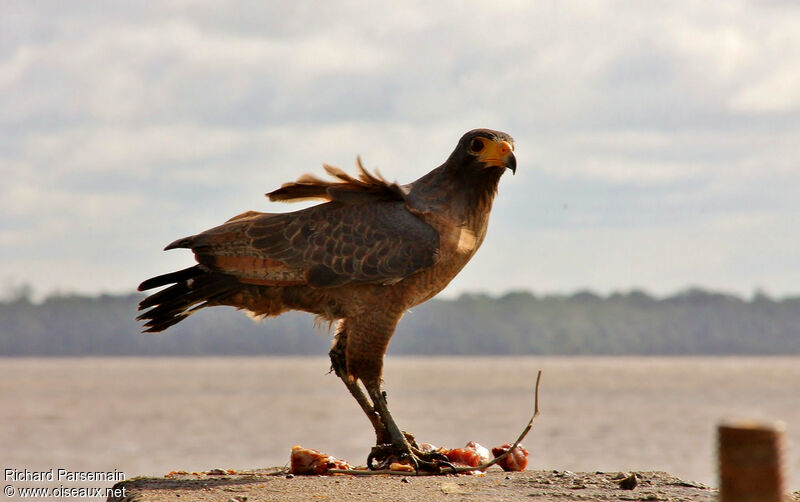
[491,443,528,471]
[289,445,351,475]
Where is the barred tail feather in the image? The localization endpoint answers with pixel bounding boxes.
[136,266,239,333]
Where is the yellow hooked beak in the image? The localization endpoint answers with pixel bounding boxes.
[474,138,516,173]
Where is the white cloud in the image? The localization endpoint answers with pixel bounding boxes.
[730,65,800,112]
[1,1,799,298]
[454,209,800,298]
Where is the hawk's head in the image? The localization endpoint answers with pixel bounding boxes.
[448,129,516,175]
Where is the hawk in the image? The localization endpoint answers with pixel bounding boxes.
[137,128,516,471]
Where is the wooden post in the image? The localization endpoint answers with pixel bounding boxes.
[718,420,786,502]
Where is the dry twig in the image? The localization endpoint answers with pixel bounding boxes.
[328,369,543,476]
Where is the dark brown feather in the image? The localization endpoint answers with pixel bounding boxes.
[267,157,407,204]
[138,266,201,292]
[136,270,239,332]
[159,199,439,289]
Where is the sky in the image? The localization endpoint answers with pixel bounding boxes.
[1,1,799,300]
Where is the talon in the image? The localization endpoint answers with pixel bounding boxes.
[367,450,379,470]
[368,445,393,471]
[404,453,420,473]
[415,460,436,473]
[427,451,450,463]
[439,460,458,474]
[366,439,457,474]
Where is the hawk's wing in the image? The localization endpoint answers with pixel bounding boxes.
[164,201,439,288]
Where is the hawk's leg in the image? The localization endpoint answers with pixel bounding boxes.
[337,314,454,472]
[329,327,391,445]
[364,383,455,473]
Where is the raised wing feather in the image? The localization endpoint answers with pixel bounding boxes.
[167,201,439,288]
[267,158,407,204]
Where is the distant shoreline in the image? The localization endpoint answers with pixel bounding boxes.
[2,288,799,356]
[0,352,800,361]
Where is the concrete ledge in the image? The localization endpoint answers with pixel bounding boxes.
[109,468,716,502]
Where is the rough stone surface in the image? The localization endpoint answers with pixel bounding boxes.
[108,468,719,502]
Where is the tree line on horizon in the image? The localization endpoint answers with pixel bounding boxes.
[0,288,798,356]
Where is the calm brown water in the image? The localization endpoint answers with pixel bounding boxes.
[1,357,798,489]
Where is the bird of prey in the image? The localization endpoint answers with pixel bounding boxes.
[137,128,516,472]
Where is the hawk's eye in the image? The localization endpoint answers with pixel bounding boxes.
[468,138,484,153]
